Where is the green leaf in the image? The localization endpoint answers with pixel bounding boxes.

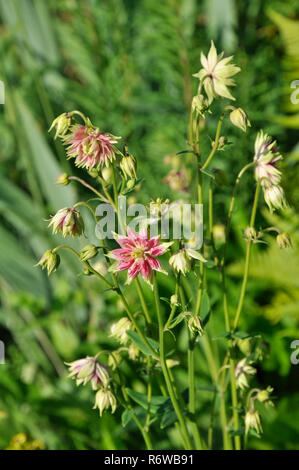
[121,409,135,427]
[126,389,169,414]
[126,330,159,357]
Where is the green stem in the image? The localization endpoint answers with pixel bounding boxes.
[201,107,231,171]
[153,274,193,450]
[68,176,109,203]
[135,277,151,324]
[165,277,180,329]
[73,201,97,223]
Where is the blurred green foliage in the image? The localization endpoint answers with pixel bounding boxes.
[0,0,298,450]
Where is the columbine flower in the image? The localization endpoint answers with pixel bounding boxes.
[193,40,240,103]
[264,185,287,212]
[66,356,110,390]
[35,249,60,276]
[93,389,117,417]
[169,248,206,276]
[163,169,189,193]
[48,207,84,237]
[80,244,99,261]
[110,317,133,345]
[63,124,119,170]
[254,131,282,188]
[230,108,251,132]
[108,228,172,283]
[128,343,140,361]
[120,154,137,180]
[235,358,256,390]
[49,113,72,139]
[245,408,262,435]
[276,232,292,249]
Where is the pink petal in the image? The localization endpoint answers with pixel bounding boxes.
[128,260,141,280]
[117,260,134,271]
[147,257,161,271]
[140,260,152,279]
[149,245,165,256]
[110,248,132,260]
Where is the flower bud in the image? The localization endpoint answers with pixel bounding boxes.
[188,315,204,336]
[128,343,140,361]
[66,356,110,390]
[56,173,70,186]
[257,386,274,407]
[35,249,60,276]
[49,113,72,139]
[264,185,287,212]
[213,224,226,244]
[192,94,210,117]
[244,226,257,242]
[235,358,256,390]
[110,317,133,345]
[108,351,122,370]
[212,136,230,151]
[80,244,99,261]
[230,108,251,132]
[126,178,136,190]
[120,155,137,180]
[92,260,108,276]
[245,408,262,435]
[93,389,117,417]
[48,207,84,237]
[276,232,292,249]
[101,166,113,183]
[170,294,179,307]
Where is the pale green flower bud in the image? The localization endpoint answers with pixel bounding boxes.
[126,178,136,190]
[101,166,113,183]
[108,351,122,370]
[93,389,117,417]
[276,232,292,249]
[213,224,226,244]
[110,317,134,345]
[188,315,204,336]
[80,244,99,261]
[170,294,179,307]
[212,136,229,151]
[257,386,274,407]
[35,249,60,276]
[120,155,137,180]
[244,226,257,242]
[230,108,251,132]
[245,408,262,435]
[192,94,210,117]
[49,113,72,139]
[56,173,70,186]
[128,343,139,361]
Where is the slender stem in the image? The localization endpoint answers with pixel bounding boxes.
[135,277,151,324]
[201,107,231,171]
[233,181,261,331]
[73,201,97,223]
[68,175,109,203]
[145,356,152,432]
[153,274,193,450]
[229,356,241,450]
[53,245,113,288]
[165,276,180,329]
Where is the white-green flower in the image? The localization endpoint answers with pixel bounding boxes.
[193,40,240,103]
[93,389,117,417]
[169,248,206,276]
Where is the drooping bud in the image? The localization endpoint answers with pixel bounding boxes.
[49,113,72,139]
[188,315,204,336]
[93,389,117,417]
[244,226,258,243]
[192,94,210,117]
[128,343,140,361]
[264,185,287,212]
[230,107,251,132]
[213,224,226,244]
[245,408,262,435]
[56,173,70,186]
[170,294,179,307]
[235,358,256,390]
[66,356,110,390]
[120,155,137,180]
[108,351,122,370]
[276,232,292,249]
[80,244,99,261]
[35,249,60,276]
[257,386,274,407]
[101,166,113,183]
[110,317,134,345]
[48,207,84,237]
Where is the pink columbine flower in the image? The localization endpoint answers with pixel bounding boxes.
[66,356,110,390]
[63,124,119,170]
[109,228,172,283]
[254,131,282,188]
